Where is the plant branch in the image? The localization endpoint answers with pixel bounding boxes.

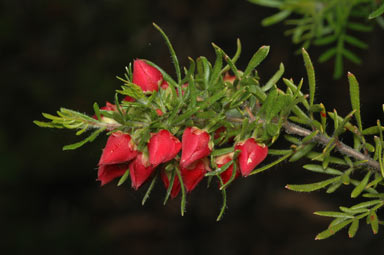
[283,121,380,172]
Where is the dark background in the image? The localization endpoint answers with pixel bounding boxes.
[1,0,384,254]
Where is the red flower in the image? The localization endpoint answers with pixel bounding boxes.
[181,158,210,192]
[215,152,239,185]
[148,129,181,167]
[98,132,138,165]
[129,153,155,190]
[97,163,129,186]
[97,132,138,185]
[161,169,181,199]
[180,127,212,168]
[235,138,268,177]
[132,59,163,92]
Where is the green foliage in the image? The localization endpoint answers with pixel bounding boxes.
[249,0,384,78]
[34,23,384,240]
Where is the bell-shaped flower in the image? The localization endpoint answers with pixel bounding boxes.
[97,163,129,186]
[180,127,212,168]
[98,132,138,166]
[161,169,181,199]
[181,158,210,192]
[129,153,155,190]
[97,132,138,185]
[132,59,163,92]
[148,129,181,167]
[215,152,239,185]
[235,138,268,177]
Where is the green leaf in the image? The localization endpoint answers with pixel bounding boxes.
[33,120,63,129]
[220,162,238,190]
[348,219,359,238]
[243,45,270,77]
[315,219,353,240]
[306,152,347,165]
[152,23,181,83]
[212,147,234,157]
[289,142,316,162]
[261,10,291,26]
[318,48,337,63]
[369,211,379,234]
[369,2,384,19]
[350,199,383,210]
[259,87,278,120]
[282,78,310,109]
[117,169,130,186]
[326,181,342,193]
[314,211,353,218]
[351,171,372,198]
[303,164,343,175]
[262,62,284,92]
[363,126,384,135]
[248,0,282,8]
[163,169,176,205]
[142,173,158,205]
[334,47,343,79]
[175,166,186,216]
[93,102,101,121]
[339,206,369,215]
[206,160,233,176]
[344,35,368,49]
[302,48,315,107]
[212,39,241,76]
[314,35,337,46]
[268,149,292,155]
[209,46,223,85]
[250,152,293,175]
[347,22,373,32]
[62,128,106,151]
[216,176,227,221]
[286,176,340,192]
[343,49,361,64]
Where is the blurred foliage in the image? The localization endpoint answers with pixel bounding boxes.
[249,0,384,78]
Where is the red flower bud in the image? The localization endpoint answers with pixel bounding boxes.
[180,127,212,168]
[132,59,163,92]
[156,109,163,116]
[181,158,210,192]
[161,169,180,199]
[97,163,129,186]
[98,132,138,166]
[148,130,181,167]
[235,138,268,177]
[129,153,155,190]
[123,95,135,102]
[215,152,239,185]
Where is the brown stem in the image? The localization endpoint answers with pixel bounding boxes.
[283,121,380,172]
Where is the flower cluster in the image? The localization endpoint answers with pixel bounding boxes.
[97,60,269,198]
